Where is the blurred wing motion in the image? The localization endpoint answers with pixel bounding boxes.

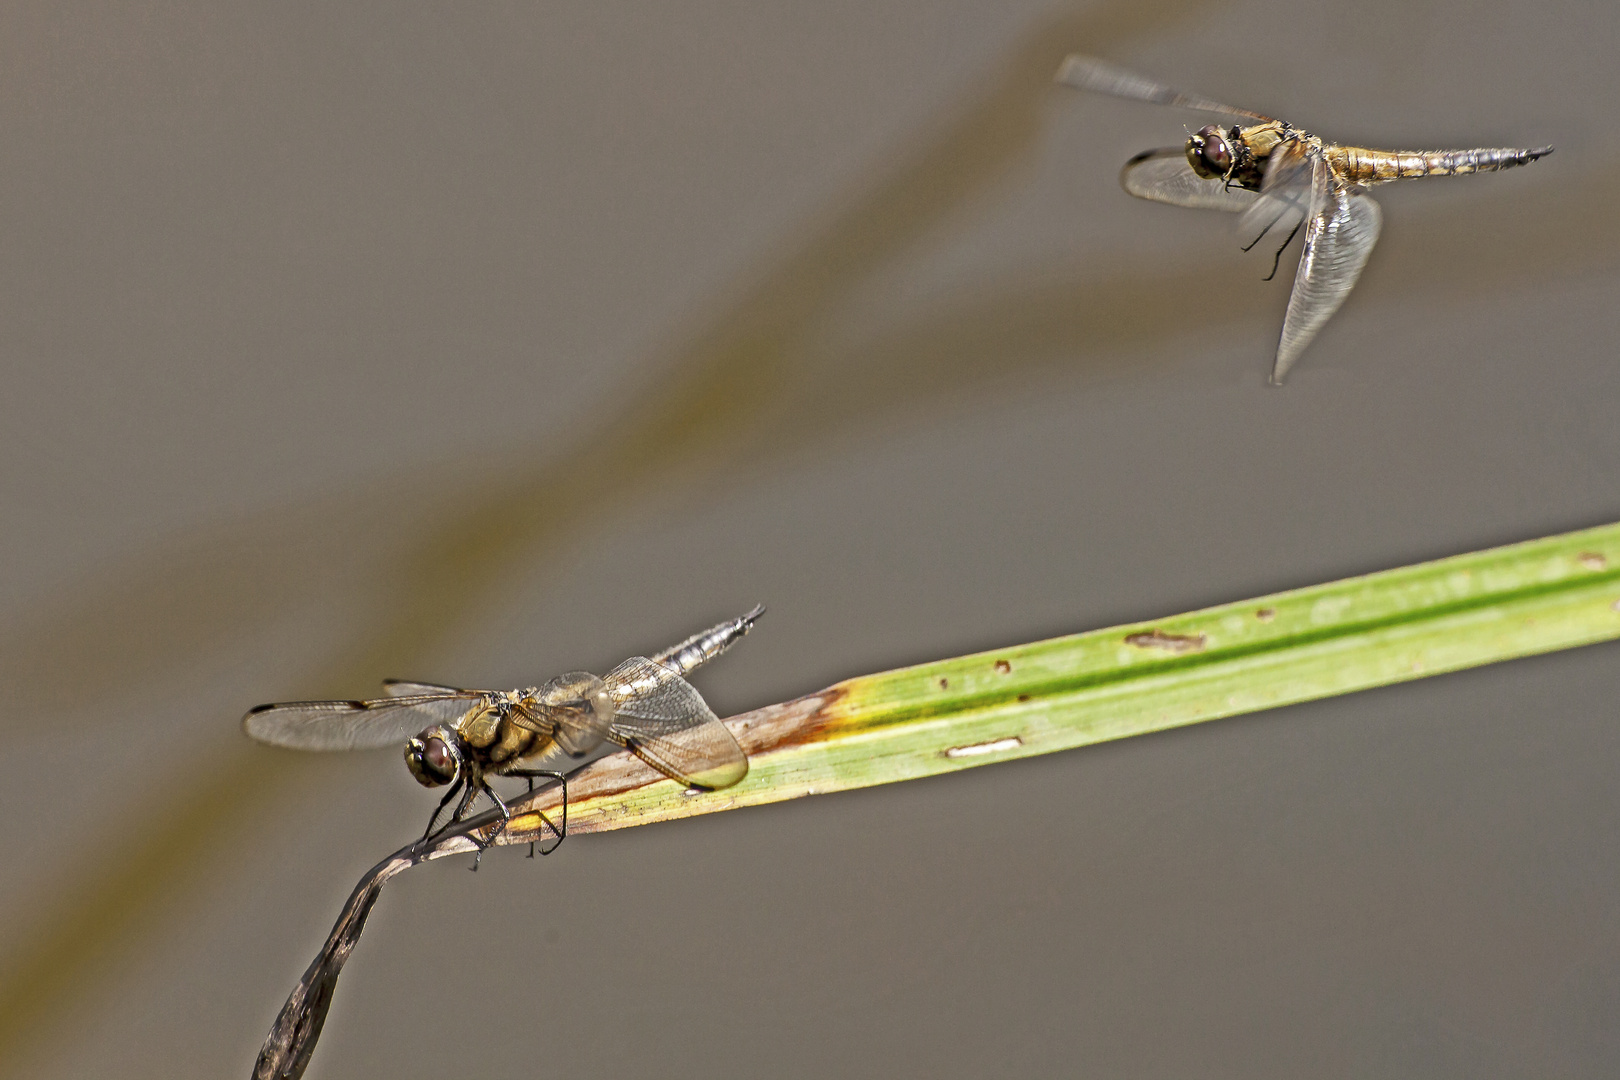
[1055,54,1274,122]
[1121,148,1258,212]
[602,656,749,789]
[1061,52,1548,381]
[1239,138,1316,248]
[1273,172,1382,383]
[244,691,484,751]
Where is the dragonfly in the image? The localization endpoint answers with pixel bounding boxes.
[1056,55,1553,382]
[244,606,762,859]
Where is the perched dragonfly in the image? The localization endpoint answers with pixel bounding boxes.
[1056,55,1552,382]
[244,606,761,857]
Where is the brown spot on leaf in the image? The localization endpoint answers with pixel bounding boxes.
[994,659,1012,674]
[938,677,949,689]
[1016,693,1031,703]
[1124,628,1207,653]
[1255,607,1276,622]
[1578,551,1607,570]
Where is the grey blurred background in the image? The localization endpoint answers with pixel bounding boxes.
[1,1,1617,1077]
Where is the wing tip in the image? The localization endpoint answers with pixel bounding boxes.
[1053,53,1094,86]
[242,708,282,743]
[1271,345,1301,385]
[685,757,749,791]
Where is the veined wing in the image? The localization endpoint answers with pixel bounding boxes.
[514,671,613,756]
[1272,161,1382,383]
[601,656,748,790]
[1239,136,1316,248]
[244,692,484,751]
[1120,148,1257,212]
[382,679,469,698]
[1055,55,1275,122]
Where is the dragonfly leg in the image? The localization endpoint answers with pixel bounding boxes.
[504,769,569,856]
[420,778,466,841]
[1263,219,1304,282]
[452,782,491,870]
[465,782,515,872]
[1241,204,1285,253]
[452,779,480,821]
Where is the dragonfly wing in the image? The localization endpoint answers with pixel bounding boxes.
[1272,167,1382,383]
[601,657,748,790]
[1120,148,1257,212]
[1239,138,1316,247]
[382,679,468,697]
[513,673,612,757]
[243,693,483,751]
[1056,55,1276,122]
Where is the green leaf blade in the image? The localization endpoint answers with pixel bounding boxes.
[494,522,1620,843]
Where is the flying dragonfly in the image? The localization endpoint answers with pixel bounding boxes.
[244,607,761,859]
[1055,55,1552,382]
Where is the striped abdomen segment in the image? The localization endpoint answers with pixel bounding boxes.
[1331,144,1553,183]
[651,604,765,676]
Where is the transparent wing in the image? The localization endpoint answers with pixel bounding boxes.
[382,679,468,697]
[1239,137,1316,247]
[1272,165,1382,383]
[1056,54,1275,122]
[513,672,612,757]
[1119,148,1258,212]
[243,692,483,751]
[601,656,749,790]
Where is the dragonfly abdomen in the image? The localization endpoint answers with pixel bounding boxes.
[651,603,765,676]
[1333,144,1552,183]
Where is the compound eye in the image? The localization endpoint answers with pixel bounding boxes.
[424,736,456,778]
[1195,125,1232,175]
[405,733,459,787]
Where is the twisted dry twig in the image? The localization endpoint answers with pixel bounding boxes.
[251,800,512,1080]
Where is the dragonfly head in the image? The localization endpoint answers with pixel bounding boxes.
[1186,124,1234,179]
[405,725,463,787]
